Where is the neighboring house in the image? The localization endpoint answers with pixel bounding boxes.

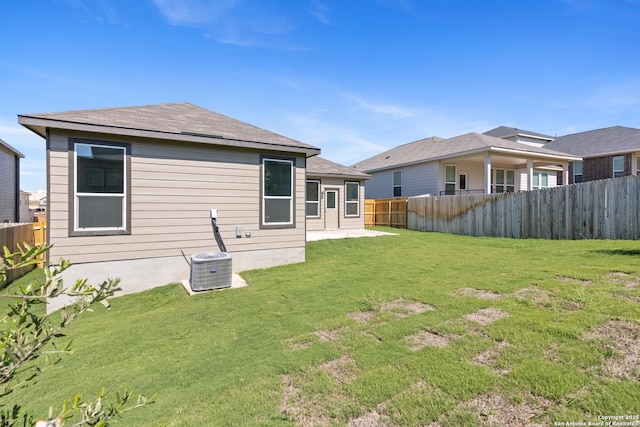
[18,102,321,301]
[351,132,580,199]
[19,191,31,223]
[544,126,640,184]
[305,156,370,231]
[0,138,24,223]
[484,126,555,147]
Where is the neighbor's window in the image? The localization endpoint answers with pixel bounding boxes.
[73,140,129,235]
[613,155,625,178]
[306,180,320,218]
[263,158,294,226]
[533,172,549,189]
[393,170,402,197]
[445,165,456,195]
[492,169,515,193]
[573,161,583,183]
[345,181,360,217]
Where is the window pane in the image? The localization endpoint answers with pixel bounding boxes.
[541,173,548,187]
[393,187,402,197]
[78,196,123,228]
[346,183,359,201]
[507,170,514,185]
[574,161,583,174]
[306,181,319,202]
[306,202,319,217]
[326,192,336,209]
[264,160,292,197]
[459,174,467,190]
[77,145,124,194]
[393,171,401,186]
[533,173,540,187]
[445,183,455,195]
[496,170,504,185]
[445,165,456,182]
[346,203,358,216]
[264,199,291,223]
[613,156,624,177]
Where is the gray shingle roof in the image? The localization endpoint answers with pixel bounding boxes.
[544,126,640,157]
[484,126,554,141]
[351,133,578,173]
[18,102,320,156]
[306,156,370,179]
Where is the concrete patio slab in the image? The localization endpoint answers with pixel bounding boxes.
[307,228,398,241]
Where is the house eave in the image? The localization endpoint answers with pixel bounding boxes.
[18,115,321,157]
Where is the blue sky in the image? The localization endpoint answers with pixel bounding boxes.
[2,0,640,191]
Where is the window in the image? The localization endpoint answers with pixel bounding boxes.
[444,165,456,195]
[306,180,320,217]
[492,169,515,193]
[637,156,640,176]
[72,140,130,235]
[262,158,294,226]
[613,155,625,178]
[393,170,402,197]
[459,173,468,191]
[573,161,583,183]
[533,172,549,189]
[345,181,360,217]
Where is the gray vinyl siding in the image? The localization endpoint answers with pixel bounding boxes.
[48,130,306,264]
[364,162,439,199]
[0,146,18,223]
[306,177,366,231]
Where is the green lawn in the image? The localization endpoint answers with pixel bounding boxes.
[5,228,640,426]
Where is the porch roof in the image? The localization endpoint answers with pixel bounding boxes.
[307,156,370,180]
[352,132,580,173]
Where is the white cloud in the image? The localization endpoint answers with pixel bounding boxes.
[342,93,416,119]
[308,0,331,25]
[150,0,241,25]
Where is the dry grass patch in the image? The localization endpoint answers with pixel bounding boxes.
[473,341,510,376]
[319,355,359,386]
[315,327,347,342]
[463,308,510,326]
[407,329,453,350]
[348,311,376,324]
[454,287,504,300]
[584,320,640,381]
[347,407,391,427]
[382,298,435,318]
[605,271,640,289]
[455,393,552,426]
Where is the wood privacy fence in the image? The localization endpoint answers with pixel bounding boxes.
[407,175,640,240]
[365,198,408,228]
[0,217,47,285]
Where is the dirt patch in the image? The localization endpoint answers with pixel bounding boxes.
[512,286,551,305]
[455,287,504,300]
[456,393,552,426]
[472,341,510,375]
[584,320,640,381]
[408,329,453,350]
[556,276,593,286]
[605,271,640,289]
[348,311,376,324]
[382,298,435,318]
[347,408,391,427]
[319,355,358,385]
[281,373,334,427]
[463,308,510,326]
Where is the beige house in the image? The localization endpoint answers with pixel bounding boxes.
[0,138,24,223]
[18,103,321,303]
[306,156,370,231]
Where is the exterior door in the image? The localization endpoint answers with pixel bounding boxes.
[325,189,339,230]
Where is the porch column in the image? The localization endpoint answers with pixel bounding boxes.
[527,159,534,191]
[484,154,491,194]
[562,162,569,185]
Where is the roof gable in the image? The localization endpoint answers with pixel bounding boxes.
[484,126,554,141]
[306,156,370,179]
[18,103,320,156]
[544,126,640,157]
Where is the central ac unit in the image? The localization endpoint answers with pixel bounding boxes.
[189,252,233,291]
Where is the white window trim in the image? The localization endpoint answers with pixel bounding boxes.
[74,142,127,232]
[613,155,625,178]
[492,168,515,193]
[532,171,549,189]
[306,179,321,218]
[345,181,360,217]
[262,158,294,227]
